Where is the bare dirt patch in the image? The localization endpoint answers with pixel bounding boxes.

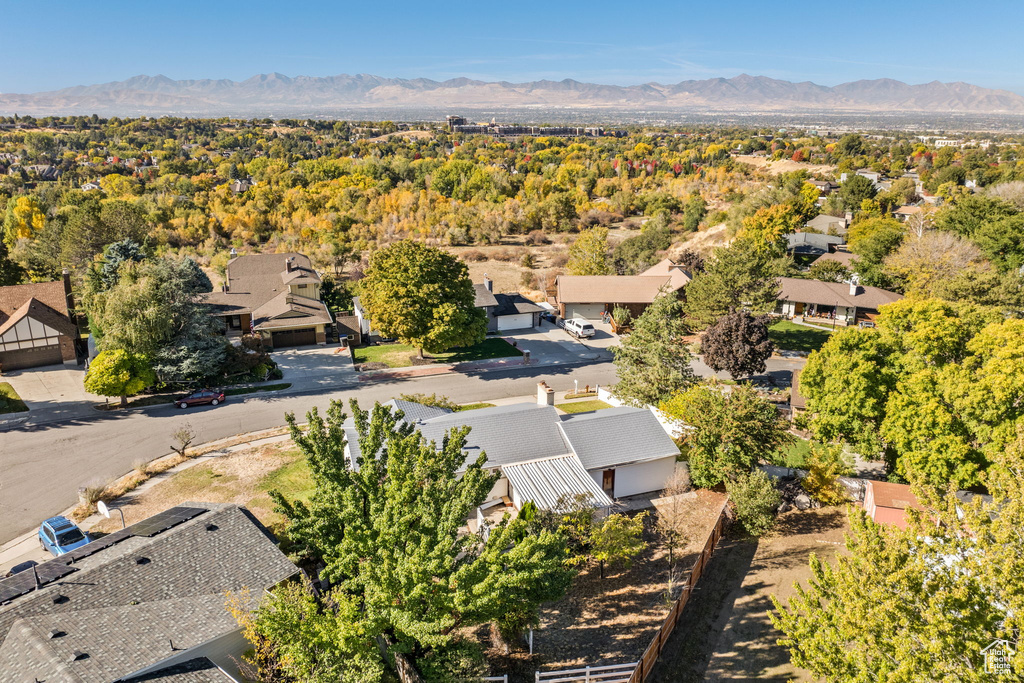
[669,223,731,257]
[519,491,727,677]
[648,506,849,682]
[733,155,837,177]
[89,442,305,534]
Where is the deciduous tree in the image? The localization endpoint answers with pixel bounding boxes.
[360,240,487,358]
[84,349,155,406]
[700,308,774,379]
[567,226,611,275]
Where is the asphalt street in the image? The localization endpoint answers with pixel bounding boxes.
[0,357,803,545]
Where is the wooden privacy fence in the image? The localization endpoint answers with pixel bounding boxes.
[626,500,730,683]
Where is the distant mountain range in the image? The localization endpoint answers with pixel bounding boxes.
[3,73,1024,117]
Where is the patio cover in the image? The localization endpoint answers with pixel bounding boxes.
[503,454,613,511]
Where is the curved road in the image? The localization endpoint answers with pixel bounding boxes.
[0,356,803,545]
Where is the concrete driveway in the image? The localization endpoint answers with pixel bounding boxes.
[502,320,615,365]
[0,363,99,423]
[269,343,357,391]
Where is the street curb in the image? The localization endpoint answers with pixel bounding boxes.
[0,424,297,560]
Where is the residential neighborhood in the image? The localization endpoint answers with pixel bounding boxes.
[1,67,1023,681]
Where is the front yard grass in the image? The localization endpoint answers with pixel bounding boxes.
[782,436,812,468]
[769,320,834,353]
[354,337,521,369]
[557,399,612,414]
[0,382,29,413]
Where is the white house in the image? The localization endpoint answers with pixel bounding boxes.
[342,385,682,511]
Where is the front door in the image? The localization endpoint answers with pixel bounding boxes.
[794,302,804,315]
[602,469,615,497]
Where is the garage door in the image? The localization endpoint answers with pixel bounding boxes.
[271,328,316,348]
[0,344,62,371]
[497,313,534,331]
[564,303,605,321]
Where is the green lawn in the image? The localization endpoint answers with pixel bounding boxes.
[354,338,521,368]
[458,402,496,411]
[557,399,613,414]
[0,383,28,414]
[783,437,812,468]
[769,320,834,353]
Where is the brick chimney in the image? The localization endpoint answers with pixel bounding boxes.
[286,257,294,273]
[537,381,554,406]
[483,273,493,292]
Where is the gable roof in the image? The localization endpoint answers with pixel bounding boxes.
[0,503,297,683]
[473,283,499,309]
[867,481,927,512]
[810,250,857,268]
[558,407,680,471]
[202,253,323,320]
[0,280,69,323]
[493,293,544,317]
[778,277,902,310]
[123,657,232,682]
[556,275,671,304]
[639,258,692,290]
[787,232,844,254]
[503,455,613,511]
[804,214,849,234]
[383,398,453,423]
[0,297,78,339]
[249,291,332,331]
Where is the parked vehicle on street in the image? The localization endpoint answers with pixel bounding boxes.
[39,516,91,557]
[564,318,596,339]
[174,388,226,409]
[858,321,877,328]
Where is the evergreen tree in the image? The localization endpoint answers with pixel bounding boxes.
[612,291,694,407]
[684,242,782,329]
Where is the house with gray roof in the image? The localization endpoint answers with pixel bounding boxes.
[202,253,333,349]
[786,231,844,258]
[803,213,850,236]
[776,276,902,326]
[344,388,681,510]
[0,503,297,682]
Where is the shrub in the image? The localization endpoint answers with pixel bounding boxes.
[446,227,470,245]
[726,469,781,536]
[520,253,536,269]
[462,249,488,262]
[399,392,460,411]
[268,366,284,380]
[802,442,853,505]
[79,485,107,507]
[526,230,549,246]
[493,247,527,263]
[521,271,535,288]
[549,251,569,268]
[132,459,151,477]
[612,306,631,326]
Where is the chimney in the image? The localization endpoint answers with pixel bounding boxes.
[844,211,853,224]
[483,273,492,292]
[849,281,859,296]
[537,381,555,407]
[62,269,74,315]
[221,283,227,293]
[286,257,293,273]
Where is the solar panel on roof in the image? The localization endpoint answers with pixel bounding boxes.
[124,506,206,537]
[0,570,37,603]
[34,561,76,584]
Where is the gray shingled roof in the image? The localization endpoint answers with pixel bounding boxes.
[493,293,544,317]
[559,407,680,471]
[473,283,499,309]
[383,399,453,424]
[124,657,232,682]
[0,503,297,683]
[202,252,323,318]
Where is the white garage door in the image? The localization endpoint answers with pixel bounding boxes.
[497,313,534,331]
[564,303,605,321]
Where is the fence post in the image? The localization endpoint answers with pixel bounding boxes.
[585,665,590,682]
[535,671,540,683]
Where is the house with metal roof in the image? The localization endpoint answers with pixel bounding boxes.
[0,503,298,682]
[202,253,333,349]
[344,388,682,512]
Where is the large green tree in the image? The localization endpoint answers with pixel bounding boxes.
[684,241,782,329]
[265,400,574,678]
[89,256,222,381]
[770,429,1024,681]
[566,226,611,275]
[84,349,156,406]
[360,240,487,358]
[660,382,791,488]
[612,291,694,406]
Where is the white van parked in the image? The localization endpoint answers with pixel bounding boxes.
[563,318,596,339]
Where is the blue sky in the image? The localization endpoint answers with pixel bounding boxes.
[4,0,1024,94]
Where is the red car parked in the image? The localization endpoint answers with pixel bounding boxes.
[174,388,226,409]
